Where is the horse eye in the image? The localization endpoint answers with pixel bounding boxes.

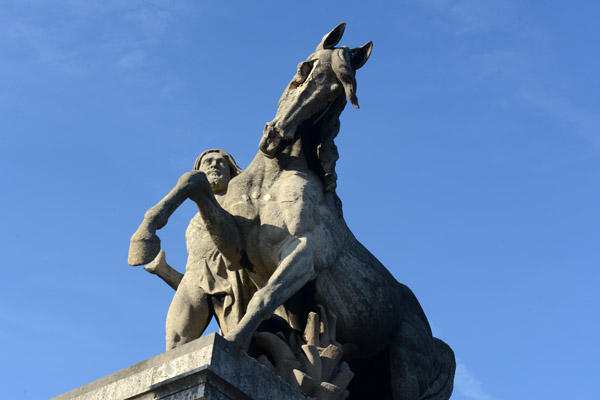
[291,60,314,87]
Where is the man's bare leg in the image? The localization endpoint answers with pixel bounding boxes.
[165,276,212,350]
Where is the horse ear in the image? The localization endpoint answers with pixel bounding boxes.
[351,41,373,70]
[332,49,359,108]
[317,22,346,50]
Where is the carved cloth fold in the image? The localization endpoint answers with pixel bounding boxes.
[184,213,255,334]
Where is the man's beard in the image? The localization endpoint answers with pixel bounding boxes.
[206,171,228,193]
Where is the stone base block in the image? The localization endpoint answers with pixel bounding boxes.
[52,333,306,400]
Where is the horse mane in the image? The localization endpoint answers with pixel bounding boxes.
[310,46,358,193]
[315,95,346,193]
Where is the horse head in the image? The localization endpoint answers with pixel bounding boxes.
[259,23,372,160]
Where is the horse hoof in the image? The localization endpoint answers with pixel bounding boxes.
[128,235,161,266]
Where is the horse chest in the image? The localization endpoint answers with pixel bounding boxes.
[262,175,319,234]
[226,173,319,243]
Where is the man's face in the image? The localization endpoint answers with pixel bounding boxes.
[199,153,231,193]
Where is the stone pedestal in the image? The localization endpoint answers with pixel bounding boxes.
[52,333,306,400]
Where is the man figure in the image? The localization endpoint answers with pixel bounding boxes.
[144,149,255,350]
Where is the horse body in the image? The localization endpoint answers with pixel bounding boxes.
[219,24,454,399]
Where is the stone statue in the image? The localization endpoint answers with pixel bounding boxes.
[129,23,455,400]
[131,150,256,349]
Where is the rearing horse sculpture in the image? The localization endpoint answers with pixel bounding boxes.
[129,23,455,400]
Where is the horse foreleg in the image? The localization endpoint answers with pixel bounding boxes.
[224,236,317,350]
[187,176,242,266]
[129,170,238,266]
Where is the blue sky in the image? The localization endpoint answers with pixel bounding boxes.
[1,1,598,399]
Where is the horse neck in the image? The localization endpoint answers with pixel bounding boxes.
[245,93,347,188]
[270,137,308,174]
[243,138,308,185]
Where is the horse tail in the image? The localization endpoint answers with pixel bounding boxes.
[421,338,456,400]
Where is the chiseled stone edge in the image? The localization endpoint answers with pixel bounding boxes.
[52,333,306,400]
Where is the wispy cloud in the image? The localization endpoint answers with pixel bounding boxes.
[520,88,600,149]
[414,0,515,35]
[116,48,148,69]
[112,4,175,72]
[471,49,529,81]
[123,5,175,42]
[3,21,84,75]
[0,1,190,94]
[417,0,598,153]
[455,359,497,400]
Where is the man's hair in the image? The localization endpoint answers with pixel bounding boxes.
[193,149,243,178]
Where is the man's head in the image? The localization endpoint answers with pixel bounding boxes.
[193,149,242,193]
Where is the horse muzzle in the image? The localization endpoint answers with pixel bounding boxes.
[260,122,296,158]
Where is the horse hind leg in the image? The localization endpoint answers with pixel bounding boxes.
[389,331,455,400]
[346,349,393,399]
[419,339,455,400]
[389,334,421,400]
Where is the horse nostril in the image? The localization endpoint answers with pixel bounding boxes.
[263,122,274,137]
[264,122,283,139]
[259,135,280,158]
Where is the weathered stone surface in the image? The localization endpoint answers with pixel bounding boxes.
[127,23,456,399]
[52,333,306,400]
[252,307,354,399]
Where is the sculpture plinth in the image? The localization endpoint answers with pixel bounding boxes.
[52,333,306,400]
